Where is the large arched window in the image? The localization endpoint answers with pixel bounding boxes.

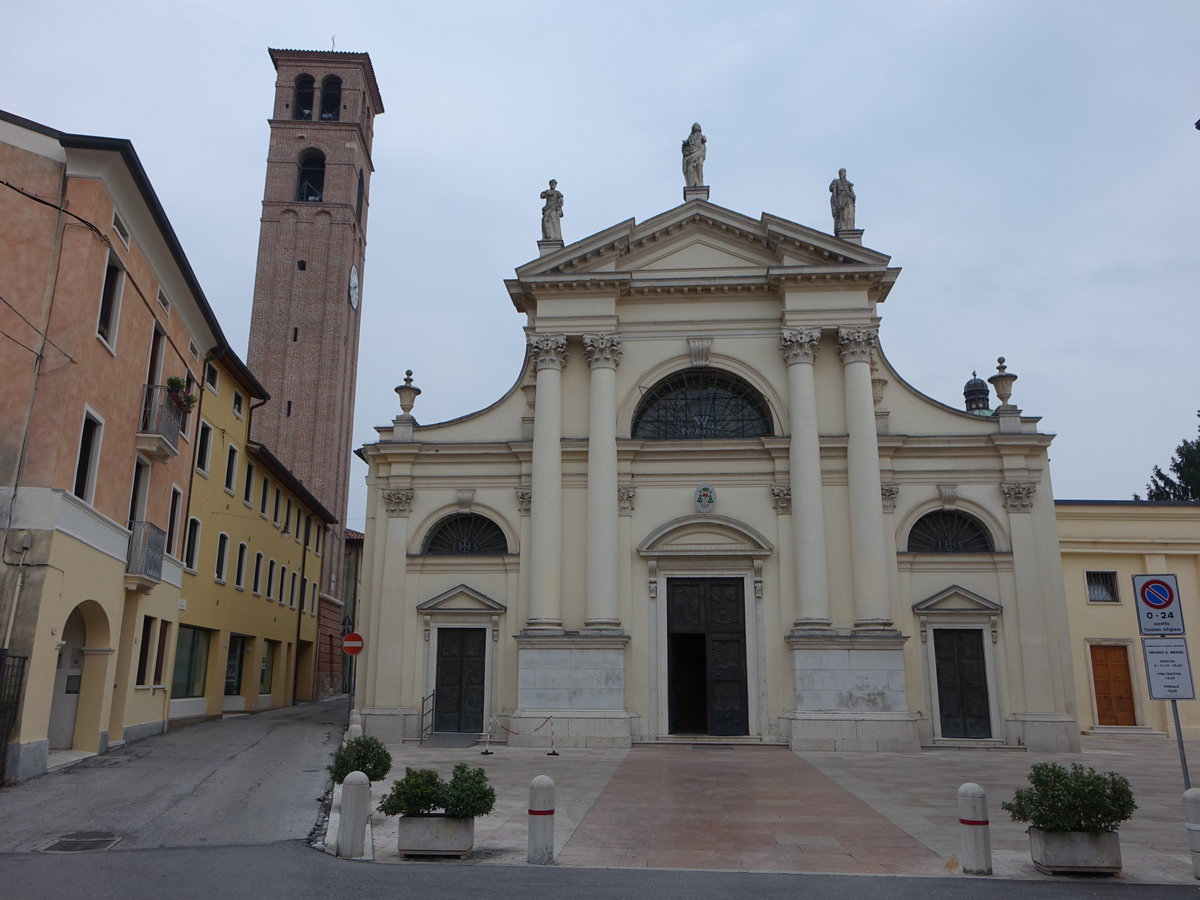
[296,151,325,202]
[631,368,772,440]
[320,76,342,121]
[907,510,994,553]
[293,75,314,120]
[422,514,508,555]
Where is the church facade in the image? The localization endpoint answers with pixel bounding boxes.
[357,170,1079,753]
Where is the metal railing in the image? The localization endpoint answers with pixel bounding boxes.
[127,521,166,583]
[138,384,183,452]
[0,650,28,784]
[420,690,436,745]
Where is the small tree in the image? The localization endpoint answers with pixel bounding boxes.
[1002,762,1136,834]
[327,734,393,784]
[1136,412,1200,501]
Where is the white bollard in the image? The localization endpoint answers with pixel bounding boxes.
[337,770,370,858]
[958,782,992,875]
[528,775,555,864]
[349,713,363,729]
[1183,788,1200,878]
[345,723,363,742]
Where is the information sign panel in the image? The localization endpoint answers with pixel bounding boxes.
[1134,573,1184,636]
[1143,637,1195,700]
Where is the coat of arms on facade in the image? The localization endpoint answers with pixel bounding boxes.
[694,483,716,513]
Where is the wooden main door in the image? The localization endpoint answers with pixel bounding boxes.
[1091,644,1136,726]
[434,628,486,733]
[934,629,992,738]
[667,578,749,736]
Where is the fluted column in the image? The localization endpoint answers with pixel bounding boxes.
[527,334,567,631]
[779,328,830,629]
[584,333,622,630]
[838,326,892,629]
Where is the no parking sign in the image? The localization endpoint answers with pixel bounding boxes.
[1134,574,1184,635]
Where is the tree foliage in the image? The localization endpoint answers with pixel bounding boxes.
[1002,762,1136,834]
[1136,411,1200,501]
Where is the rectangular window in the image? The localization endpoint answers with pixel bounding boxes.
[112,210,130,246]
[136,615,154,686]
[279,566,288,605]
[273,488,281,525]
[179,372,197,437]
[300,577,307,613]
[153,622,171,685]
[196,421,212,474]
[234,543,248,588]
[314,527,322,556]
[1086,571,1120,603]
[266,560,276,600]
[96,256,123,345]
[243,462,255,504]
[215,533,229,582]
[260,641,276,693]
[224,446,238,493]
[156,289,170,314]
[310,581,319,615]
[172,625,210,699]
[184,518,200,570]
[188,340,199,362]
[289,572,297,609]
[204,362,219,391]
[283,498,292,533]
[295,509,303,542]
[253,553,263,595]
[166,486,182,555]
[233,391,244,418]
[73,413,102,502]
[260,478,270,516]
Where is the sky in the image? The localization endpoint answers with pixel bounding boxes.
[4,0,1198,531]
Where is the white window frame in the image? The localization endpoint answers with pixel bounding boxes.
[111,210,130,247]
[224,445,239,494]
[235,542,248,589]
[184,517,201,571]
[73,407,105,504]
[215,533,229,583]
[196,420,213,475]
[95,253,124,350]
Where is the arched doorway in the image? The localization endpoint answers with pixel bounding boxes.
[48,609,85,748]
[47,601,111,751]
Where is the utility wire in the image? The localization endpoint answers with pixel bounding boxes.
[0,292,76,364]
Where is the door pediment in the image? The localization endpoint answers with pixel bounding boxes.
[912,585,1002,614]
[416,584,506,614]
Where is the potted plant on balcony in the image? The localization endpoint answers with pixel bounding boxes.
[1001,761,1136,875]
[377,762,496,857]
[165,376,196,410]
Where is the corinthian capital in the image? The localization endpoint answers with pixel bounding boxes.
[779,328,822,365]
[837,325,879,365]
[583,333,623,369]
[528,334,568,371]
[1000,481,1038,512]
[382,488,415,517]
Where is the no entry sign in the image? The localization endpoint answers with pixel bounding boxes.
[1134,574,1184,636]
[342,632,364,655]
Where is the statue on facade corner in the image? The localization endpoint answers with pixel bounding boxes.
[540,179,564,241]
[829,167,856,232]
[682,123,706,187]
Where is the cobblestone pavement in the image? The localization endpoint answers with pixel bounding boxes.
[366,733,1199,884]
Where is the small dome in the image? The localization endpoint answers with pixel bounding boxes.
[963,371,991,414]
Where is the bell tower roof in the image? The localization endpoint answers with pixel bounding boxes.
[268,48,384,113]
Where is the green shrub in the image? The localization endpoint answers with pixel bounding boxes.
[378,767,448,817]
[444,763,496,818]
[1001,762,1136,834]
[327,734,393,784]
[377,763,495,818]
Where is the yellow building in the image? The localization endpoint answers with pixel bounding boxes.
[170,353,335,721]
[1058,500,1200,738]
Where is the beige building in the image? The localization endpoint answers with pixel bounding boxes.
[357,178,1080,753]
[1057,500,1200,738]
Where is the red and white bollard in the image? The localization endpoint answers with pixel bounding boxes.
[958,782,992,875]
[547,716,559,756]
[1183,788,1200,878]
[528,775,555,864]
[481,715,494,755]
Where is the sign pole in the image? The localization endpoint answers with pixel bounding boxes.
[1173,699,1192,790]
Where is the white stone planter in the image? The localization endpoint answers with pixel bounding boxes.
[395,814,475,858]
[1028,827,1121,875]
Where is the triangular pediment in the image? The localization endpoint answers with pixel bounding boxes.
[912,585,1002,614]
[416,584,507,614]
[515,200,891,279]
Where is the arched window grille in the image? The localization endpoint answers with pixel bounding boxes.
[631,368,773,440]
[293,75,314,120]
[422,514,508,555]
[320,76,342,121]
[907,510,994,553]
[296,151,325,203]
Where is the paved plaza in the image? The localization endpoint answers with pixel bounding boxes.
[357,732,1200,884]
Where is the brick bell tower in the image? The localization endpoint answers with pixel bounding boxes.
[247,48,383,694]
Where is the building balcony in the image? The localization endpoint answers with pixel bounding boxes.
[125,520,166,593]
[136,384,183,461]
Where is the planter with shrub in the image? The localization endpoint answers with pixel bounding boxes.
[377,763,496,857]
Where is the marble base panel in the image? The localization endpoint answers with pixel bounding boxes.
[3,738,48,783]
[783,710,921,752]
[1006,713,1081,753]
[505,709,633,749]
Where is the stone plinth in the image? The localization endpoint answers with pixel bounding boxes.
[683,185,710,202]
[784,632,919,751]
[537,239,564,257]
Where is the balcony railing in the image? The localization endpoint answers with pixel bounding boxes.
[126,521,166,590]
[136,384,183,460]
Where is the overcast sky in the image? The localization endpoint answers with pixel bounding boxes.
[4,1,1198,530]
